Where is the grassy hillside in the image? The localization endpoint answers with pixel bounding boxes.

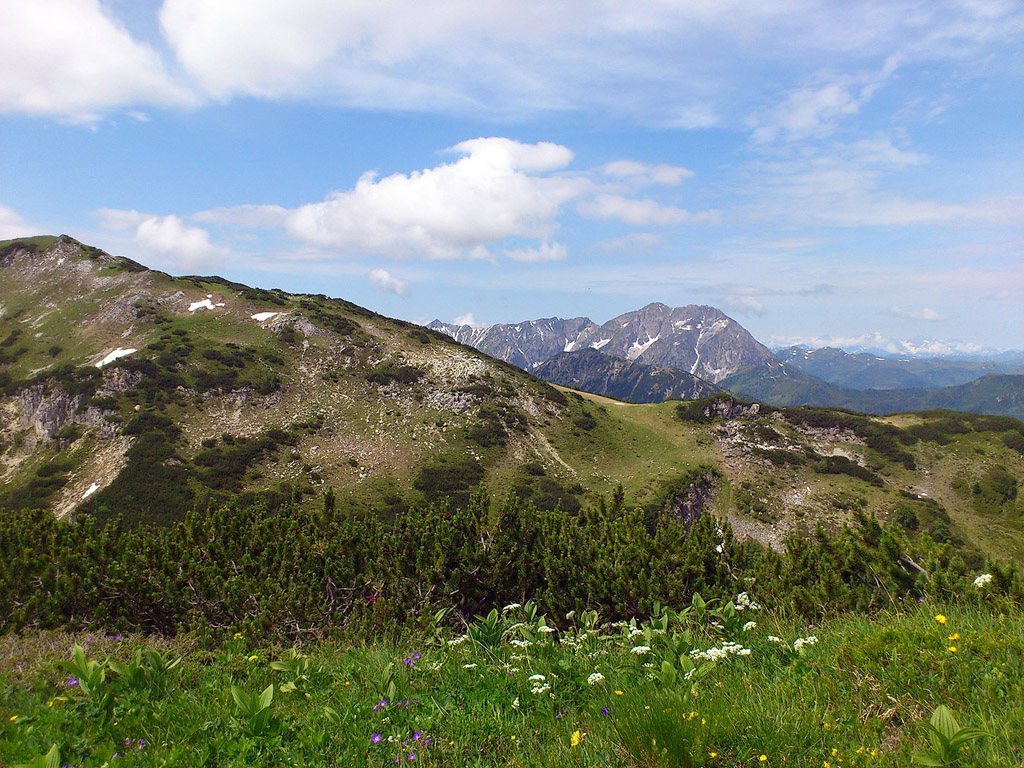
[2,599,1022,767]
[2,235,1022,564]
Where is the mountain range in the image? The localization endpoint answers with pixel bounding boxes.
[431,305,1024,417]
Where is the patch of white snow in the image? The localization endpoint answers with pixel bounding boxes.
[591,338,612,350]
[251,311,280,322]
[627,334,660,360]
[83,481,101,499]
[188,295,226,312]
[96,348,137,368]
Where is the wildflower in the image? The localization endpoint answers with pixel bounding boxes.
[413,731,423,740]
[371,734,382,744]
[831,748,838,756]
[743,621,757,632]
[528,674,546,681]
[759,755,768,762]
[973,573,993,588]
[539,625,556,634]
[248,654,258,661]
[502,603,522,612]
[948,646,957,653]
[793,636,818,651]
[767,636,785,644]
[615,690,624,696]
[601,707,610,716]
[67,678,79,687]
[462,663,477,669]
[510,735,515,741]
[948,633,959,641]
[587,672,605,685]
[233,632,242,640]
[709,752,718,758]
[8,715,16,721]
[512,697,519,709]
[571,730,584,747]
[934,614,947,624]
[630,646,652,655]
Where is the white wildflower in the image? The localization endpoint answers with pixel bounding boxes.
[512,697,520,709]
[767,636,786,644]
[462,663,478,669]
[447,634,469,647]
[793,635,818,651]
[539,625,557,634]
[502,603,522,612]
[628,628,645,638]
[630,646,652,656]
[743,621,757,632]
[530,683,551,695]
[528,674,546,682]
[587,672,605,685]
[737,648,752,656]
[974,573,994,588]
[510,639,533,649]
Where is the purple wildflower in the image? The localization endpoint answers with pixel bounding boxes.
[66,678,79,687]
[601,707,610,716]
[407,753,416,761]
[372,734,382,744]
[413,730,423,740]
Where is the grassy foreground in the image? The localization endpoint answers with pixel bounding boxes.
[1,598,1021,768]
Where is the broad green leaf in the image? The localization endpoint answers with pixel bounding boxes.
[258,683,274,710]
[930,705,960,741]
[910,749,946,766]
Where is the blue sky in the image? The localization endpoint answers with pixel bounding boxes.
[1,0,1022,354]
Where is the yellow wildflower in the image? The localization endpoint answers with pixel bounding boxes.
[935,614,947,624]
[709,752,717,758]
[824,763,831,768]
[614,690,623,696]
[571,730,584,747]
[249,654,258,661]
[8,715,17,722]
[948,646,957,653]
[760,755,768,762]
[510,735,516,741]
[233,632,242,640]
[831,748,838,756]
[948,633,959,641]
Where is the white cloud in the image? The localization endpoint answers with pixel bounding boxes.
[890,306,947,322]
[597,233,663,252]
[193,204,290,228]
[97,209,226,270]
[0,0,193,122]
[368,267,409,295]
[722,295,766,317]
[282,137,584,258]
[153,0,1024,125]
[453,312,477,327]
[749,56,902,143]
[502,242,568,263]
[0,205,35,240]
[602,161,694,186]
[579,194,719,226]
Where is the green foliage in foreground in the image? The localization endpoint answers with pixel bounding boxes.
[2,491,1020,640]
[2,601,1022,767]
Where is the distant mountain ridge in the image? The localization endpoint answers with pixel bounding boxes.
[433,304,1024,418]
[534,348,721,403]
[779,346,1024,390]
[430,302,777,384]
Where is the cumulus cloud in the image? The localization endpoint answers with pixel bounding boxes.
[579,194,719,226]
[368,267,409,295]
[97,209,226,270]
[453,313,477,327]
[0,0,193,122]
[282,137,584,258]
[0,205,35,239]
[602,161,694,186]
[890,306,947,322]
